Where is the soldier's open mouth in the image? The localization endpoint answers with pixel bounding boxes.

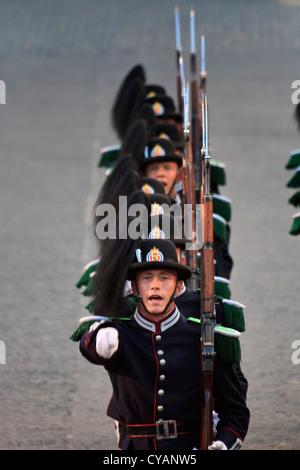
[157,179,167,188]
[148,295,163,301]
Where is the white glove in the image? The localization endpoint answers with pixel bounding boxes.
[208,440,228,450]
[96,327,119,359]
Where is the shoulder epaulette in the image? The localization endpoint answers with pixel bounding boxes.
[195,286,244,332]
[70,319,98,342]
[187,317,241,363]
[75,259,99,289]
[286,166,300,188]
[288,190,300,208]
[212,193,232,222]
[289,211,300,235]
[196,278,231,300]
[214,276,231,300]
[98,144,120,168]
[219,298,246,333]
[213,213,227,244]
[285,149,300,170]
[84,298,95,312]
[69,315,131,342]
[210,159,226,186]
[81,274,95,297]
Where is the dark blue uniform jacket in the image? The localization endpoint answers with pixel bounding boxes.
[80,306,249,450]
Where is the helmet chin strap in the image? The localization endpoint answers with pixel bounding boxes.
[136,276,178,316]
[166,175,177,197]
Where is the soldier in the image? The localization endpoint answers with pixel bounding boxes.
[119,117,183,204]
[139,137,183,201]
[79,238,249,451]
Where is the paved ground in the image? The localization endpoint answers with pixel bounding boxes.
[0,0,299,451]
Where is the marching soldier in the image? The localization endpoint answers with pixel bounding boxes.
[119,117,183,201]
[141,137,183,200]
[79,238,249,450]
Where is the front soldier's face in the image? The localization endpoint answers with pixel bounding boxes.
[134,268,182,318]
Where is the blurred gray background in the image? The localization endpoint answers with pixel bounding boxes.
[0,0,299,450]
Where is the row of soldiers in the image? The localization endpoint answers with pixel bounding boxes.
[285,103,300,236]
[71,11,250,451]
[74,65,242,319]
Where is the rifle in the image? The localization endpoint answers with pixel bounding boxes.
[174,6,183,114]
[199,89,216,450]
[199,34,207,204]
[175,9,215,446]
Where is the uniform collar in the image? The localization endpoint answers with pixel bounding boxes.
[134,306,180,332]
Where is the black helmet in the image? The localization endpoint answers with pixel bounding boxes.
[127,239,191,281]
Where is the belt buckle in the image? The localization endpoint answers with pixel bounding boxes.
[156,419,177,440]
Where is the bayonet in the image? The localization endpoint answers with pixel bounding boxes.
[174,6,183,114]
[189,8,202,192]
[200,34,207,93]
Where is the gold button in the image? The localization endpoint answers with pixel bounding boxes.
[159,359,166,366]
[157,405,164,412]
[158,389,165,396]
[159,374,165,381]
[155,335,162,341]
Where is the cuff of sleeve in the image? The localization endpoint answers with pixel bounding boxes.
[214,429,243,450]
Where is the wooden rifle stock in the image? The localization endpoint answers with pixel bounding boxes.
[199,92,216,450]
